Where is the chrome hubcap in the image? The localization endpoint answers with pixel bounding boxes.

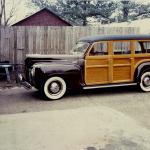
[49,82,60,94]
[143,76,150,87]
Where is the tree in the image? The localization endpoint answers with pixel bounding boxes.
[121,0,130,21]
[135,3,150,18]
[111,0,150,22]
[0,0,5,25]
[0,0,18,26]
[56,0,94,25]
[28,0,150,25]
[93,0,117,23]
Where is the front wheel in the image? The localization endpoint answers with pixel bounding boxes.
[44,77,67,100]
[140,72,150,92]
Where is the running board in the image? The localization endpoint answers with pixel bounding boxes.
[83,83,137,90]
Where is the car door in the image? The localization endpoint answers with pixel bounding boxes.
[112,41,134,83]
[85,41,111,85]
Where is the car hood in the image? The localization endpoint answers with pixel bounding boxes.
[25,54,84,68]
[26,54,83,59]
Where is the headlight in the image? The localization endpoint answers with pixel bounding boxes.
[31,67,35,77]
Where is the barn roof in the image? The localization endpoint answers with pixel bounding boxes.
[12,8,72,26]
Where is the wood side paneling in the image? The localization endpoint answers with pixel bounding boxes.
[86,58,108,66]
[113,66,131,81]
[113,58,131,64]
[85,67,109,85]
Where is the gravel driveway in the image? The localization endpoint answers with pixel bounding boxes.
[0,85,150,150]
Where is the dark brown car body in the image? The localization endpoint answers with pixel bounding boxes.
[25,55,85,90]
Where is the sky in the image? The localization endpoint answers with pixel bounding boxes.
[6,0,150,25]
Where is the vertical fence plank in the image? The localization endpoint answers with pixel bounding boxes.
[13,27,17,64]
[0,27,5,60]
[28,26,34,54]
[9,27,14,63]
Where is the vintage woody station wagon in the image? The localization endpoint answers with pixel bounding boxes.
[19,34,150,100]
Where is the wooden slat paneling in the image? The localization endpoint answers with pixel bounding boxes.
[0,26,140,64]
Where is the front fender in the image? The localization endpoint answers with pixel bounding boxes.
[34,63,83,89]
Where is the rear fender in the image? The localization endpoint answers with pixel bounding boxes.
[134,62,150,82]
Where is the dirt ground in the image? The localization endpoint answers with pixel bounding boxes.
[0,85,150,150]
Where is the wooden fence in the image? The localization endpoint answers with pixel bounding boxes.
[0,26,140,64]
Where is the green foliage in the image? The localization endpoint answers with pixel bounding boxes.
[29,0,150,25]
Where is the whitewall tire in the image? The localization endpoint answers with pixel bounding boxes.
[44,77,66,100]
[140,72,150,92]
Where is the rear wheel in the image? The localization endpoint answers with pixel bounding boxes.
[44,77,66,100]
[140,72,150,92]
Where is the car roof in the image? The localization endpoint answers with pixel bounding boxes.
[78,34,150,43]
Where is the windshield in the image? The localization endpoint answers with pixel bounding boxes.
[72,42,90,55]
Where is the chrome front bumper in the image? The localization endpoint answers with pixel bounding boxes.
[17,73,32,90]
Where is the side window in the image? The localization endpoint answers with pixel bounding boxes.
[113,41,131,55]
[135,41,150,54]
[90,42,108,56]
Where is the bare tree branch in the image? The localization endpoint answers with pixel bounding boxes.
[3,0,6,25]
[0,0,5,25]
[0,0,19,26]
[135,11,150,18]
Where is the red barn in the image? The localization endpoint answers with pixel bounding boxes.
[13,8,72,26]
